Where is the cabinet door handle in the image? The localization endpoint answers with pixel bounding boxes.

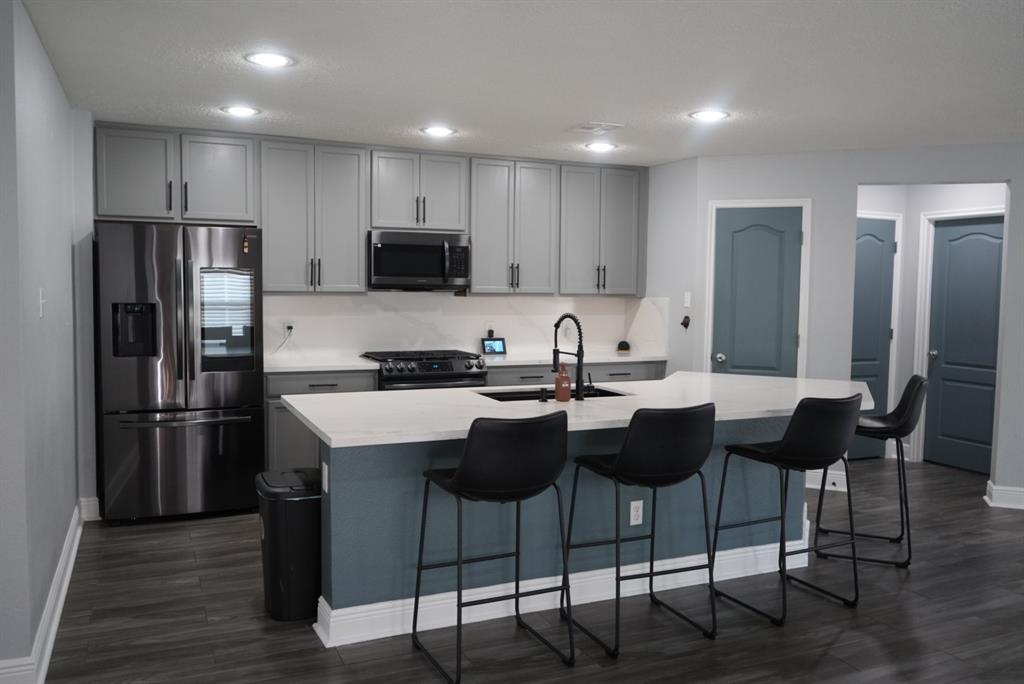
[317,258,322,287]
[608,372,631,377]
[167,180,173,212]
[415,196,420,224]
[310,258,315,287]
[596,265,601,290]
[308,383,339,389]
[515,263,520,289]
[183,181,189,213]
[602,265,607,289]
[509,263,514,289]
[422,196,426,224]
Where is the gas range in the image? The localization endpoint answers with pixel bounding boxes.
[361,349,487,390]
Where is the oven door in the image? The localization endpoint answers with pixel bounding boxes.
[380,377,487,391]
[368,230,470,290]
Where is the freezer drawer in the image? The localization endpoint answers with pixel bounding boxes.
[100,408,264,520]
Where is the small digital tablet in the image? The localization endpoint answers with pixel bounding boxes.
[481,337,507,355]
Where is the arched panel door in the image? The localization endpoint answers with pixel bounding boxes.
[711,207,803,377]
[925,216,1003,474]
[849,217,896,459]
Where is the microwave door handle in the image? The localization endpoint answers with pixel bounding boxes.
[443,240,450,283]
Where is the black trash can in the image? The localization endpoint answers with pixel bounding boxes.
[256,468,322,621]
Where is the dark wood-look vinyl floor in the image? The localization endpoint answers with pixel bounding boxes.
[49,460,1024,683]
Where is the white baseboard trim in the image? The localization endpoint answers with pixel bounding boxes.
[984,481,1024,510]
[79,497,100,522]
[805,468,847,492]
[315,519,810,648]
[0,505,82,684]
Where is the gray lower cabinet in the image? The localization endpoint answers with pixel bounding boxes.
[560,166,640,295]
[181,134,256,222]
[265,370,377,470]
[485,361,665,387]
[471,159,559,294]
[95,127,179,219]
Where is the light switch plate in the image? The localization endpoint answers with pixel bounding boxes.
[683,291,692,308]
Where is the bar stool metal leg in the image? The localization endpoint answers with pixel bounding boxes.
[816,440,912,567]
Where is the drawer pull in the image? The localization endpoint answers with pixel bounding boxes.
[308,383,340,389]
[608,372,632,377]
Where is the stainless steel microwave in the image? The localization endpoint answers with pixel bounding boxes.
[368,230,471,291]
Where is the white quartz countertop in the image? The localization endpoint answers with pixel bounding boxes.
[263,350,667,374]
[282,371,873,449]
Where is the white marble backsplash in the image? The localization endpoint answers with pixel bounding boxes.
[263,292,669,360]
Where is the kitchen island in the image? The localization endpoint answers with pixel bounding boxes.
[282,371,871,647]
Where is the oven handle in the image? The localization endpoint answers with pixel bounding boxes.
[382,378,486,390]
[442,239,450,283]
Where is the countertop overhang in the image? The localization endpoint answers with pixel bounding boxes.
[282,371,873,449]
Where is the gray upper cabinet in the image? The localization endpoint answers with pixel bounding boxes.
[371,151,419,228]
[470,159,515,293]
[181,134,256,222]
[560,165,639,295]
[514,162,559,294]
[560,166,602,293]
[471,159,559,294]
[261,142,368,293]
[600,168,640,295]
[95,127,178,219]
[316,145,368,292]
[260,140,315,292]
[371,151,468,231]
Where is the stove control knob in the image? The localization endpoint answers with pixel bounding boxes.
[475,359,485,369]
[465,360,474,370]
[383,363,394,373]
[396,362,406,372]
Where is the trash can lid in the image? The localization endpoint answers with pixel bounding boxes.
[256,468,322,499]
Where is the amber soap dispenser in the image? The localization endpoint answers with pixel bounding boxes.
[555,363,572,402]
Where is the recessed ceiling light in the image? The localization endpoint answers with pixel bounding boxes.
[245,52,294,68]
[220,105,260,118]
[688,109,730,122]
[584,142,617,153]
[421,125,456,137]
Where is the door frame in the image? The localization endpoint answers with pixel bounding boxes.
[855,210,904,425]
[704,199,813,377]
[910,204,1006,464]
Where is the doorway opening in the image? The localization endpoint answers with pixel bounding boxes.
[854,183,1008,475]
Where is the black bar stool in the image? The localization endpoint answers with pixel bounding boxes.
[712,395,862,626]
[559,404,718,658]
[412,411,575,683]
[816,375,927,568]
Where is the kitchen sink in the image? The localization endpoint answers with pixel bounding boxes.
[478,387,628,402]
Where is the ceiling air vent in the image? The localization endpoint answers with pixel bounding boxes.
[569,122,624,136]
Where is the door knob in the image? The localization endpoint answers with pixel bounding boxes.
[714,352,727,364]
[928,349,939,360]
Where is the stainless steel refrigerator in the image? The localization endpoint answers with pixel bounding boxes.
[94,222,264,520]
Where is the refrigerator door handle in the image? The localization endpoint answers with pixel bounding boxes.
[186,258,197,381]
[119,416,253,429]
[175,257,185,381]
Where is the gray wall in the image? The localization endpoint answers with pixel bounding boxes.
[647,143,1023,492]
[0,0,32,661]
[0,0,81,661]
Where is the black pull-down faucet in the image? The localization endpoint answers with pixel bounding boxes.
[553,313,585,400]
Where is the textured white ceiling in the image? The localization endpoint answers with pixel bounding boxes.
[23,0,1024,166]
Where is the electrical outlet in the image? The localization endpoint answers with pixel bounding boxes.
[683,291,692,308]
[629,500,643,526]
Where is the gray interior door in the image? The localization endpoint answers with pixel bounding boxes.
[711,206,803,376]
[849,217,896,459]
[924,216,1003,474]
